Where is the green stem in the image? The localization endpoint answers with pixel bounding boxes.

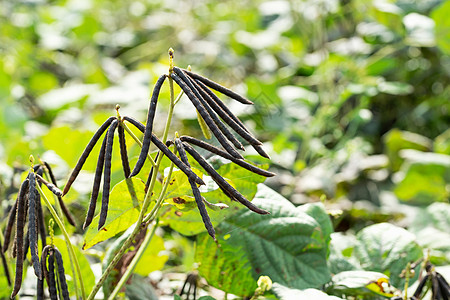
[87,74,177,300]
[36,184,86,300]
[107,220,159,300]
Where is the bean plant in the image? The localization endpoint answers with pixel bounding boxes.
[1,50,276,299]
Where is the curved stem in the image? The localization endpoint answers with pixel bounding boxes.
[107,220,159,300]
[36,184,86,300]
[87,74,177,300]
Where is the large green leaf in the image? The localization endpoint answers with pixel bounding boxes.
[354,223,423,288]
[410,202,450,233]
[410,203,450,264]
[83,178,160,249]
[273,283,343,300]
[328,233,361,275]
[195,184,332,296]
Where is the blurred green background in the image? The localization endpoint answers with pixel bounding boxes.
[0,0,449,297]
[1,0,448,221]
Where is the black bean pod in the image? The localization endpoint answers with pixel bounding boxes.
[194,79,270,159]
[194,79,262,146]
[36,173,63,197]
[2,200,17,253]
[98,119,118,230]
[171,71,244,160]
[47,251,58,300]
[11,178,29,298]
[130,74,167,177]
[181,68,253,105]
[122,116,205,186]
[63,116,116,196]
[186,76,244,150]
[54,249,70,300]
[83,133,108,230]
[28,172,42,280]
[180,136,275,177]
[182,142,269,215]
[118,122,131,178]
[175,138,216,240]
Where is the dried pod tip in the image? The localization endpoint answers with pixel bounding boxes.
[115,104,121,119]
[168,48,174,73]
[29,155,35,168]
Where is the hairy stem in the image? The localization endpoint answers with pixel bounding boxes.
[36,184,86,300]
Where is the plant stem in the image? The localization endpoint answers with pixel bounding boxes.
[36,184,86,300]
[107,220,159,300]
[87,74,177,300]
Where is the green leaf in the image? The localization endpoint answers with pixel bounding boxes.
[52,237,96,297]
[273,283,344,300]
[83,178,159,249]
[174,295,182,300]
[196,232,257,296]
[328,233,361,275]
[0,265,9,299]
[43,126,99,169]
[432,1,450,54]
[197,110,212,140]
[410,202,450,233]
[326,271,394,298]
[394,150,450,204]
[195,184,332,296]
[134,234,169,276]
[354,223,423,288]
[198,297,217,300]
[410,203,450,264]
[126,275,159,300]
[383,129,431,171]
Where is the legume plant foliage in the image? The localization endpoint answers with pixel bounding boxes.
[2,51,447,300]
